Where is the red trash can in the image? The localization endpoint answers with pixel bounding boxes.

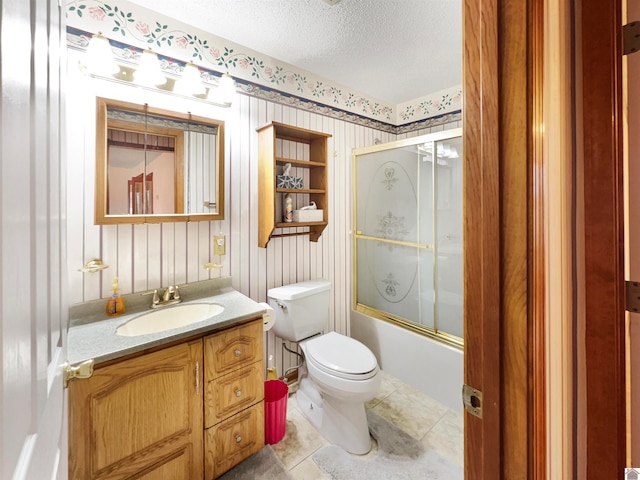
[264,379,288,444]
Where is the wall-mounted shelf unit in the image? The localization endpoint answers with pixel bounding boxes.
[257,122,331,248]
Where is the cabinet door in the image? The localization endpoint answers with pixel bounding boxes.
[204,319,263,377]
[69,340,203,480]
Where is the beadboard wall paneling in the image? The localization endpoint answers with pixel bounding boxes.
[66,49,459,378]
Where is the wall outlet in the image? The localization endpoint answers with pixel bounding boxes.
[213,235,226,256]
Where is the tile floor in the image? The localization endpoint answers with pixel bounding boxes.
[269,370,464,479]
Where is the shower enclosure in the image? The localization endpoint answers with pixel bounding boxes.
[352,129,463,347]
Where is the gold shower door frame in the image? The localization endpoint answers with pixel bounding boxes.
[352,128,463,349]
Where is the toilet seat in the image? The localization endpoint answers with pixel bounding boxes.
[304,332,378,381]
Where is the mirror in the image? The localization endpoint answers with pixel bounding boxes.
[95,97,225,224]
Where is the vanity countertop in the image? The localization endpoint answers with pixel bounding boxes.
[67,277,266,366]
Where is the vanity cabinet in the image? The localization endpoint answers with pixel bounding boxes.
[257,121,331,247]
[68,318,264,480]
[68,340,203,479]
[204,319,265,478]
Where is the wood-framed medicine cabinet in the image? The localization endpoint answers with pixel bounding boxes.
[95,97,225,224]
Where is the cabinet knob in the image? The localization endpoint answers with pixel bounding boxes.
[235,434,242,444]
[235,389,242,398]
[234,349,241,357]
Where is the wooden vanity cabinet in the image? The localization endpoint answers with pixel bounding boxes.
[203,319,265,479]
[68,339,203,480]
[68,318,265,480]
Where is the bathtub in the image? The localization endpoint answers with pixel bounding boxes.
[351,309,463,413]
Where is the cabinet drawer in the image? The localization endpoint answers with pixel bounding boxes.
[205,402,265,479]
[204,319,263,378]
[205,362,264,428]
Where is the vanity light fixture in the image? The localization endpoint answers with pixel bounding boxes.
[174,62,206,96]
[86,33,119,77]
[133,49,166,87]
[80,33,233,107]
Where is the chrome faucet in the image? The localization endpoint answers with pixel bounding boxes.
[141,285,184,308]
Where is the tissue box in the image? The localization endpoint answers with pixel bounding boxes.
[276,175,303,189]
[293,209,324,222]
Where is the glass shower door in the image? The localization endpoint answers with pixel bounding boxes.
[353,129,463,346]
[434,135,463,339]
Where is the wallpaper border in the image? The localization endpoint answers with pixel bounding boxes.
[67,27,460,134]
[65,0,461,129]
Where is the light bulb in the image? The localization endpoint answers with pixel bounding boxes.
[216,73,237,105]
[86,33,119,77]
[174,62,205,96]
[133,50,166,87]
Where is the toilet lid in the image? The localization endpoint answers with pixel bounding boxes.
[305,332,378,379]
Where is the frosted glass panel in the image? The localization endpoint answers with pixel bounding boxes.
[354,130,462,344]
[434,137,463,338]
[356,238,434,329]
[355,147,432,245]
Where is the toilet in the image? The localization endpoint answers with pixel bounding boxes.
[267,279,381,454]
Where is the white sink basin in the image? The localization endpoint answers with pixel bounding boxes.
[116,303,224,337]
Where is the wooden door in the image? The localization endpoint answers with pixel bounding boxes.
[1,0,68,478]
[128,172,154,214]
[68,340,204,479]
[579,0,626,477]
[463,0,502,476]
[465,0,629,478]
[626,0,640,467]
[463,0,533,477]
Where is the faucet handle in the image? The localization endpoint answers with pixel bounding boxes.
[140,289,160,306]
[174,285,181,300]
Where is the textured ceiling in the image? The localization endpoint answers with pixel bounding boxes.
[125,0,462,105]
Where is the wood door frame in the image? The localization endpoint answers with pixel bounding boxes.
[463,0,627,477]
[578,0,626,478]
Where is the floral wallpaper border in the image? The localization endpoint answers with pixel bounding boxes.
[397,86,463,124]
[66,0,462,131]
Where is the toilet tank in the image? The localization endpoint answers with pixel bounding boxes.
[267,280,331,341]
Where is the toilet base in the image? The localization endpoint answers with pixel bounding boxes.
[297,378,372,455]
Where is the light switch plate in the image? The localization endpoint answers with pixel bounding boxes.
[213,235,226,256]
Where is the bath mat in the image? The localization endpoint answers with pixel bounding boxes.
[217,445,293,480]
[312,410,462,480]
